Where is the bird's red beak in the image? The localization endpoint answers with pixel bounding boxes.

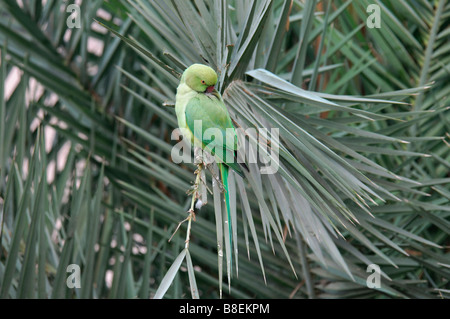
[206,85,215,93]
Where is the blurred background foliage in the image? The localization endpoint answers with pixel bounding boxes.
[0,0,449,298]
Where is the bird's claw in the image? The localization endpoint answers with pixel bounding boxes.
[188,209,196,221]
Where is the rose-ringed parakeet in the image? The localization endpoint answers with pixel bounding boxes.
[175,63,246,261]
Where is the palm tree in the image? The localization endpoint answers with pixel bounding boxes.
[0,0,449,299]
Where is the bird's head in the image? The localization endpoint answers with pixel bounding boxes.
[182,64,218,93]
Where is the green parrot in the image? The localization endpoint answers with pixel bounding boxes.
[175,63,246,259]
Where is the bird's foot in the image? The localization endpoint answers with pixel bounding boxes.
[188,208,196,221]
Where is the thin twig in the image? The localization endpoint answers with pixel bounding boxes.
[169,161,204,249]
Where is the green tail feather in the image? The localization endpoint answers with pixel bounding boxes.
[219,163,233,274]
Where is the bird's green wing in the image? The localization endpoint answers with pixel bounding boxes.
[185,94,243,176]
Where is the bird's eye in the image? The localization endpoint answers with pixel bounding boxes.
[201,80,206,85]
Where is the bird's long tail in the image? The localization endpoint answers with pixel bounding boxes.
[219,163,233,273]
